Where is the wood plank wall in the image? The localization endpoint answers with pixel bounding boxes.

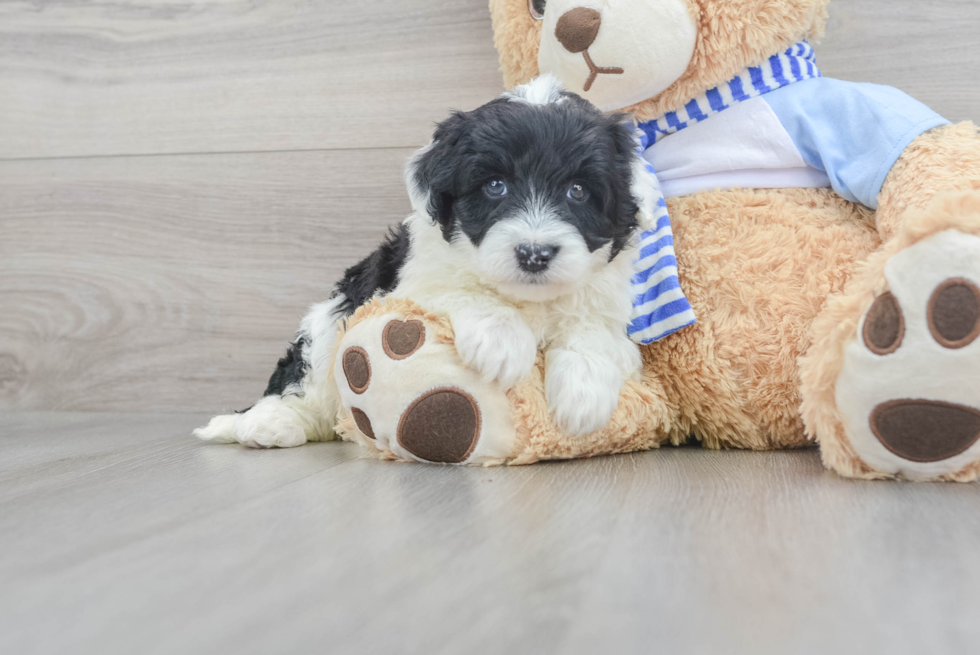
[2,0,979,412]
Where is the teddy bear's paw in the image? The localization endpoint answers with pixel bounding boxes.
[836,229,980,480]
[333,310,517,464]
[545,349,624,437]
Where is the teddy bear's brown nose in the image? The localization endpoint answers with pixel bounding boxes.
[555,7,602,54]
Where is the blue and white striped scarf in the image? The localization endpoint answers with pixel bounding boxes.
[628,41,822,344]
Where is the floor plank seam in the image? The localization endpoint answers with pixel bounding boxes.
[0,144,426,165]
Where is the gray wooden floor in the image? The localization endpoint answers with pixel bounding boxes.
[3,1,980,653]
[3,412,979,655]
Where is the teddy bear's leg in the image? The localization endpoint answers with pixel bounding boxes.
[331,300,519,465]
[834,223,980,481]
[802,123,980,481]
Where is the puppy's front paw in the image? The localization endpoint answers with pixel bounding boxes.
[452,307,537,389]
[546,349,624,437]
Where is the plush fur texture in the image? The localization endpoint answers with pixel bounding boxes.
[876,122,980,240]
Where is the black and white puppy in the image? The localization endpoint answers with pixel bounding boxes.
[195,75,657,448]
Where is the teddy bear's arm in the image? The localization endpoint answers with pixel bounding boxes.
[796,89,980,481]
[761,77,949,212]
[876,122,980,242]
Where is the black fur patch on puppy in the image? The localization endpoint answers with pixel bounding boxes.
[260,225,412,399]
[333,223,412,316]
[259,226,410,401]
[410,92,639,259]
[263,336,309,396]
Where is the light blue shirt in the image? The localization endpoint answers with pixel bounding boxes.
[763,78,949,209]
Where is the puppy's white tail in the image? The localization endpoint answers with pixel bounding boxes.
[193,413,238,443]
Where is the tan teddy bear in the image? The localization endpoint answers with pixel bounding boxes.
[242,0,980,481]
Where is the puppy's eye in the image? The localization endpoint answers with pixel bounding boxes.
[528,0,546,20]
[567,183,588,202]
[484,179,508,198]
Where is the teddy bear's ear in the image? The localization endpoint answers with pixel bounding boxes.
[490,0,542,88]
[626,0,830,121]
[404,111,469,235]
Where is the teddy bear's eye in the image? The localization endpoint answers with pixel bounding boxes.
[528,0,546,20]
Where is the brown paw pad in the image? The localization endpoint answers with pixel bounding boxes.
[871,399,980,462]
[382,319,425,360]
[351,408,375,440]
[928,278,980,349]
[343,347,371,394]
[397,387,480,463]
[863,291,904,355]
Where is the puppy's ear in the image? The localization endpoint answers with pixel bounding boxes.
[405,111,468,239]
[628,153,661,233]
[601,116,661,233]
[602,116,644,256]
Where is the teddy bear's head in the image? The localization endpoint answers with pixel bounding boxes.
[489,0,828,120]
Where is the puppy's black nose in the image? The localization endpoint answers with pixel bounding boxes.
[515,244,559,273]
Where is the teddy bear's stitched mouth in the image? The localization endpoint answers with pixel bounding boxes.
[581,49,623,92]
